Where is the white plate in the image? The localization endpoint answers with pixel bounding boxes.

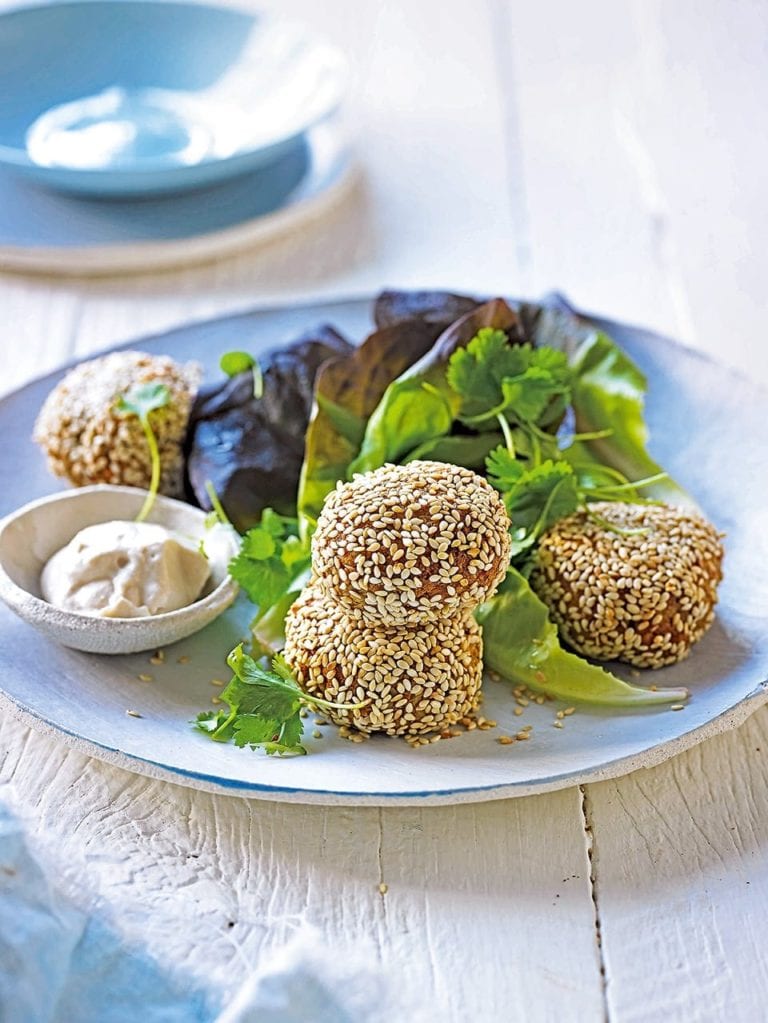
[1,296,766,805]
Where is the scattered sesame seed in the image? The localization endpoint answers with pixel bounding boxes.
[564,707,576,716]
[498,736,515,745]
[515,731,531,741]
[378,883,389,895]
[553,720,564,729]
[137,674,153,683]
[514,707,524,717]
[312,729,323,739]
[177,655,191,665]
[209,679,226,687]
[126,709,142,718]
[671,703,686,711]
[211,696,222,705]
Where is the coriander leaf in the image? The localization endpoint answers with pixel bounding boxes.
[228,510,311,622]
[486,445,525,489]
[194,709,236,742]
[448,336,572,428]
[504,460,580,535]
[241,529,276,560]
[498,367,560,425]
[229,554,290,613]
[446,328,525,414]
[272,652,297,685]
[232,714,283,747]
[222,644,304,725]
[260,508,297,538]
[271,711,306,754]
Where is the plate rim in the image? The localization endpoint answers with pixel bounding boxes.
[0,125,357,276]
[1,683,765,805]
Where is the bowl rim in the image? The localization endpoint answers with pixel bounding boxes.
[0,484,239,628]
[0,0,349,178]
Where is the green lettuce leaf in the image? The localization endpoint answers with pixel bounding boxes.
[476,570,689,706]
[525,306,689,503]
[350,299,521,474]
[297,321,440,538]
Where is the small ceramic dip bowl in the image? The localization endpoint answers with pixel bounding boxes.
[0,485,239,654]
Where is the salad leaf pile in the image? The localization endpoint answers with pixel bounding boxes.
[196,290,693,752]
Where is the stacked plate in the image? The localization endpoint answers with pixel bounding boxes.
[0,1,352,273]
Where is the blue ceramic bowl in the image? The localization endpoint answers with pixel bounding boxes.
[0,0,347,196]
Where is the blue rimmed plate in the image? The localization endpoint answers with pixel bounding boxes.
[0,297,766,804]
[0,122,355,274]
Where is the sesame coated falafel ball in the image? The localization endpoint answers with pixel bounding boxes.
[284,584,483,735]
[312,461,511,625]
[530,502,724,668]
[33,351,201,497]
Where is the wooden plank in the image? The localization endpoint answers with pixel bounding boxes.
[0,716,605,1018]
[586,705,768,1022]
[500,0,768,385]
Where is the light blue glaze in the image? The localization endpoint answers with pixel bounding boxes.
[0,0,347,195]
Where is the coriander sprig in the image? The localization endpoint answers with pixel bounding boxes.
[195,645,368,756]
[114,381,170,522]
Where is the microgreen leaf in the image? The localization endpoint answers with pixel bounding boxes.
[114,381,170,422]
[113,382,170,522]
[220,351,263,398]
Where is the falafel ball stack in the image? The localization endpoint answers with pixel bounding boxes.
[284,461,512,737]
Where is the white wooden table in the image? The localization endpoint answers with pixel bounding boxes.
[1,1,767,1019]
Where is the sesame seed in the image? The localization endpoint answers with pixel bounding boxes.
[529,502,723,668]
[32,350,200,494]
[498,736,515,745]
[137,674,153,683]
[126,709,142,718]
